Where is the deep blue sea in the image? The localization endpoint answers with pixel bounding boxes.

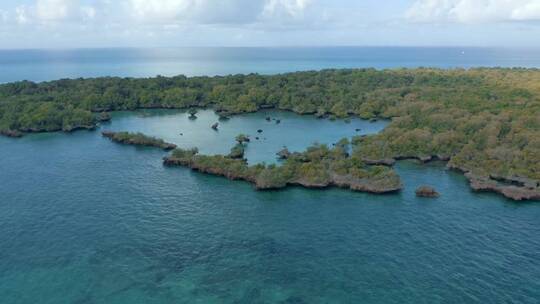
[1,47,540,83]
[1,48,540,303]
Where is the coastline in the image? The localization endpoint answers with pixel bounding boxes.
[162,153,403,195]
[2,68,539,202]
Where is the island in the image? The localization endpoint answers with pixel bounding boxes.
[1,68,539,200]
[415,186,440,198]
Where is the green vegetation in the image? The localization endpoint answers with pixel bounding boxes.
[164,139,401,193]
[1,68,539,199]
[102,131,177,150]
[228,143,246,159]
[235,134,250,144]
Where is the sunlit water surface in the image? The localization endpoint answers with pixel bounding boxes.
[2,47,540,83]
[1,110,539,304]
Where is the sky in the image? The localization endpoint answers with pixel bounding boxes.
[1,0,540,49]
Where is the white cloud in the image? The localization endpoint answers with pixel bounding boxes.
[36,0,74,21]
[1,0,314,28]
[126,0,311,24]
[262,0,312,19]
[511,1,540,20]
[406,0,540,23]
[129,0,191,20]
[9,0,97,25]
[15,6,31,24]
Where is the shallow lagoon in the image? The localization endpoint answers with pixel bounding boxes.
[105,109,388,164]
[1,110,539,304]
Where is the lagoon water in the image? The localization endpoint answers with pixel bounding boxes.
[1,48,540,303]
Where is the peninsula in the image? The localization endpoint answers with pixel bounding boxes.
[163,139,402,194]
[102,131,177,150]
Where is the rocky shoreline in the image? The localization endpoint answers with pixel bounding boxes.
[447,163,540,201]
[164,156,402,194]
[0,129,23,138]
[163,144,402,195]
[357,154,539,201]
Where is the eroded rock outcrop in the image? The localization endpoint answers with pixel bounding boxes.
[0,130,23,138]
[464,173,540,201]
[415,186,440,198]
[277,148,291,160]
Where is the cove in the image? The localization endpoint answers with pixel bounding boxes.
[0,109,539,304]
[104,109,389,164]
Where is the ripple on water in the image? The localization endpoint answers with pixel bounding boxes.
[0,110,539,304]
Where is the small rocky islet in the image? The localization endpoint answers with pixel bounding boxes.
[415,186,440,198]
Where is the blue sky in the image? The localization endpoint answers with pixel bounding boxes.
[1,0,540,49]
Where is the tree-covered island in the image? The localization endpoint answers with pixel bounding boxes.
[1,68,539,200]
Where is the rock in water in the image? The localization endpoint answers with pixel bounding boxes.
[97,112,112,122]
[228,144,245,159]
[211,123,219,130]
[415,186,440,198]
[277,147,291,160]
[257,129,263,133]
[188,108,198,120]
[0,129,23,138]
[265,117,271,122]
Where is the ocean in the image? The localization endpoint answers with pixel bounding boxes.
[1,47,540,83]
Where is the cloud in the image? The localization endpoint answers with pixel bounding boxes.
[9,0,96,25]
[262,0,312,19]
[36,0,75,21]
[0,10,8,23]
[126,0,311,24]
[511,1,540,20]
[1,0,315,28]
[15,6,31,24]
[406,0,540,23]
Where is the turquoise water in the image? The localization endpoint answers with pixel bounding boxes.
[2,47,540,83]
[106,110,388,164]
[1,110,539,303]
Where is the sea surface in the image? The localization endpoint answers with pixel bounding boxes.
[1,48,540,303]
[1,47,540,83]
